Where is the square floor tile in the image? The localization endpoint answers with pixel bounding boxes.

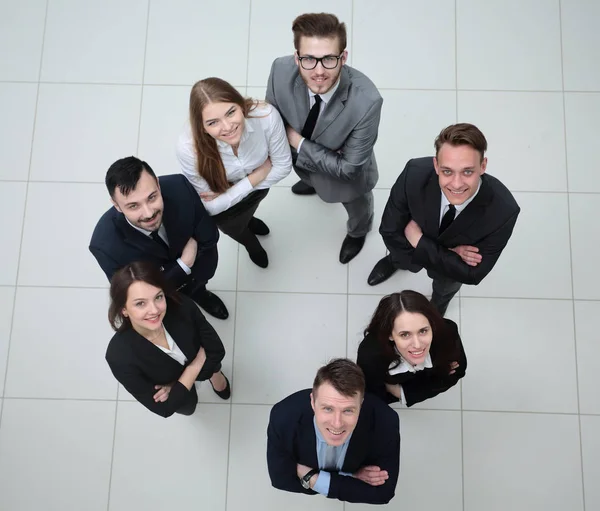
[0,83,38,181]
[0,182,27,286]
[0,0,46,81]
[18,182,110,287]
[31,84,141,182]
[561,0,600,91]
[247,0,353,87]
[461,192,572,299]
[0,399,115,511]
[233,292,347,404]
[227,404,343,511]
[41,0,147,83]
[458,91,567,192]
[457,0,562,90]
[574,301,600,415]
[0,287,15,396]
[237,187,348,294]
[376,90,456,189]
[463,412,583,511]
[349,410,462,511]
[5,287,117,399]
[461,298,578,413]
[211,235,239,292]
[570,194,600,300]
[353,0,455,89]
[565,93,600,192]
[145,0,250,86]
[581,415,600,511]
[109,401,229,511]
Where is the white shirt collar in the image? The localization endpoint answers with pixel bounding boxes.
[388,352,433,375]
[308,76,342,105]
[125,216,166,239]
[440,178,482,216]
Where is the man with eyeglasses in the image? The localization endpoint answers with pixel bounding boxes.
[266,13,383,264]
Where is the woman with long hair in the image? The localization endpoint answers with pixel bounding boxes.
[105,261,230,418]
[357,290,466,407]
[176,77,292,269]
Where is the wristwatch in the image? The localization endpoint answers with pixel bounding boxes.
[300,468,320,489]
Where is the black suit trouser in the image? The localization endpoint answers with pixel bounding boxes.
[212,189,269,246]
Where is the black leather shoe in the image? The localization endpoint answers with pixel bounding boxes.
[291,181,316,195]
[249,217,270,236]
[192,289,229,320]
[368,255,397,286]
[246,243,269,268]
[209,372,231,400]
[339,235,366,264]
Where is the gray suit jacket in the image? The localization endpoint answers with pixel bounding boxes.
[266,55,383,203]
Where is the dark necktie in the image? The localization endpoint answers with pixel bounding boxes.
[439,204,456,235]
[301,95,322,140]
[150,230,169,252]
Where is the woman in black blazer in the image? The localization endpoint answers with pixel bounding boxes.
[357,290,466,407]
[106,261,230,418]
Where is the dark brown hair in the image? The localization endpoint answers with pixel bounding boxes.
[108,261,179,332]
[313,358,365,398]
[364,291,457,374]
[189,77,259,194]
[105,156,157,198]
[292,13,347,54]
[434,123,488,162]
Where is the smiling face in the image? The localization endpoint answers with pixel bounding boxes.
[201,101,246,147]
[310,382,362,447]
[111,169,164,231]
[122,281,166,334]
[434,143,487,205]
[295,36,347,95]
[390,311,433,366]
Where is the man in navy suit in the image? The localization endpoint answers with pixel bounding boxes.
[89,156,228,319]
[267,359,400,505]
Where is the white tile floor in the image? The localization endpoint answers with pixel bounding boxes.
[0,0,598,510]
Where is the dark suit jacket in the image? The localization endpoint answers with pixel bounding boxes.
[381,157,520,285]
[89,174,219,289]
[357,319,467,407]
[105,295,225,418]
[267,389,400,505]
[266,55,382,203]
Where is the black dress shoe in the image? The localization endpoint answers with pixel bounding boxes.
[246,242,269,268]
[192,289,229,320]
[368,255,397,286]
[209,372,231,400]
[291,180,316,195]
[339,235,366,264]
[248,217,270,236]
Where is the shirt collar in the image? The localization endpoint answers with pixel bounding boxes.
[388,350,433,375]
[308,76,341,105]
[440,177,482,213]
[125,216,152,236]
[216,118,254,151]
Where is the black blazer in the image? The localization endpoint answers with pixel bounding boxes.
[89,174,219,289]
[357,319,467,407]
[105,295,225,418]
[267,389,400,505]
[380,157,520,285]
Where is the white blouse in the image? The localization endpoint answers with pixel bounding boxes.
[155,326,188,366]
[176,103,293,216]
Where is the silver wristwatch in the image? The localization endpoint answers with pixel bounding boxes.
[300,468,320,489]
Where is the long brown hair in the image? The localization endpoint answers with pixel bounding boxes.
[108,261,180,332]
[189,77,258,193]
[364,291,457,374]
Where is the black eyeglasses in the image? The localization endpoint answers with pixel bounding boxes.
[297,53,344,70]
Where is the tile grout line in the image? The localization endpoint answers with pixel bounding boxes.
[558,1,586,508]
[0,0,50,429]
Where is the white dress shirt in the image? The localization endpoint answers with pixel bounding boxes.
[125,218,191,275]
[439,178,482,225]
[177,103,292,216]
[155,326,188,366]
[297,77,342,153]
[388,351,433,406]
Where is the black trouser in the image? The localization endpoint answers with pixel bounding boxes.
[176,384,198,416]
[212,189,269,248]
[430,276,462,317]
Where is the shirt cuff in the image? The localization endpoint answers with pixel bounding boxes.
[297,137,306,154]
[312,471,331,496]
[176,258,192,275]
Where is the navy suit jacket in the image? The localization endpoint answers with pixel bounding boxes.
[380,157,520,285]
[267,389,400,505]
[89,174,219,289]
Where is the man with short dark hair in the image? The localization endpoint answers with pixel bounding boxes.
[266,13,383,264]
[89,156,228,319]
[267,358,400,505]
[368,123,520,316]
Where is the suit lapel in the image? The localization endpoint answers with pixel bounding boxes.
[343,406,370,472]
[311,68,350,140]
[116,214,168,258]
[293,75,310,131]
[424,174,443,237]
[298,413,319,468]
[162,303,197,360]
